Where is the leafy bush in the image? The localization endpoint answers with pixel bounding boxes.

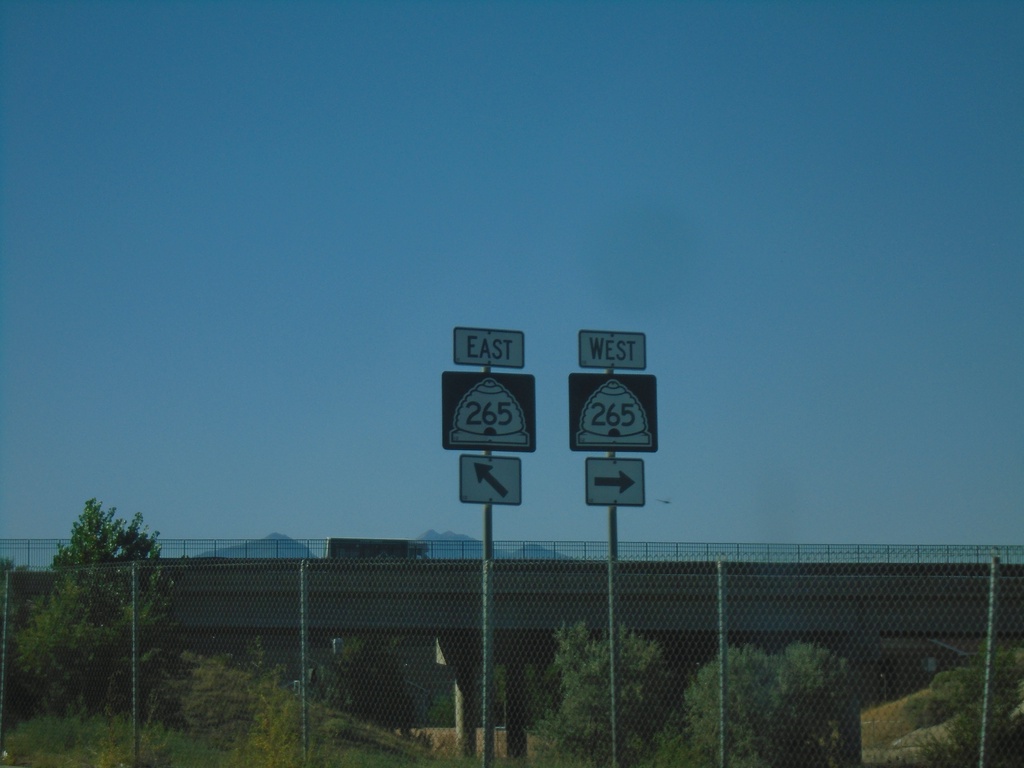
[16,575,131,714]
[175,652,264,749]
[918,643,1024,768]
[537,622,671,767]
[643,728,706,768]
[684,642,851,768]
[425,691,454,727]
[173,649,308,765]
[314,636,416,731]
[227,672,303,768]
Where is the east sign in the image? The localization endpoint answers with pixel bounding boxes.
[453,327,524,368]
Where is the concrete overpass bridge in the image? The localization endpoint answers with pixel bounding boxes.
[170,557,1024,760]
[172,558,1024,640]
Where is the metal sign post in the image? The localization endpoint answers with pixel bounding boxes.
[481,448,494,768]
[571,330,656,768]
[607,440,620,768]
[444,327,531,768]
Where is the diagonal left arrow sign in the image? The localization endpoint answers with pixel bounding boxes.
[474,462,509,497]
[459,455,522,505]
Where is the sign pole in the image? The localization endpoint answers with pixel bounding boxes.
[572,330,652,768]
[481,363,495,768]
[482,496,494,767]
[608,474,619,768]
[606,368,620,768]
[446,327,530,767]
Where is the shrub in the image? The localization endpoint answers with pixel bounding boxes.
[917,644,1024,768]
[684,642,851,768]
[227,674,303,768]
[537,622,671,767]
[176,653,263,749]
[314,636,415,731]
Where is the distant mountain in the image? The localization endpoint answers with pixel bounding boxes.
[493,542,571,560]
[190,531,566,561]
[416,529,568,560]
[417,529,478,541]
[196,533,315,559]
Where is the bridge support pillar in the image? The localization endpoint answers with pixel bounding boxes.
[839,667,863,764]
[505,659,528,758]
[453,668,479,757]
[439,633,481,757]
[837,630,880,766]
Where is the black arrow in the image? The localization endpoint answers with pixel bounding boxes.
[594,471,635,493]
[474,462,509,498]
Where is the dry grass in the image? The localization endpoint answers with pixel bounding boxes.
[409,727,542,759]
[861,689,947,766]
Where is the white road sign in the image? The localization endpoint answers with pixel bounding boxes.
[578,330,646,369]
[585,457,645,506]
[460,455,522,505]
[454,327,524,368]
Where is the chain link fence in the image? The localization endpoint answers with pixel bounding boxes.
[1,544,1022,767]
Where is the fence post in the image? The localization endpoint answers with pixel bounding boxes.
[978,552,1000,768]
[482,502,495,768]
[132,562,140,766]
[300,560,310,759]
[717,558,728,768]
[1,570,10,757]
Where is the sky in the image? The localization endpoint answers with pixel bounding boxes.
[1,1,1022,546]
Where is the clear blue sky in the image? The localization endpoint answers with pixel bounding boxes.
[2,1,1022,545]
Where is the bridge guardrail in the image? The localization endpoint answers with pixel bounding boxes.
[2,537,1021,569]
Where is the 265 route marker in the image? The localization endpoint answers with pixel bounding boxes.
[443,371,536,452]
[568,373,657,452]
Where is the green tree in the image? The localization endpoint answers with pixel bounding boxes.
[537,622,671,767]
[315,636,415,731]
[53,498,160,566]
[918,643,1024,768]
[684,643,851,768]
[16,499,170,717]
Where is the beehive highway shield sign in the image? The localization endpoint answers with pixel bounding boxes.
[568,373,657,452]
[442,371,536,452]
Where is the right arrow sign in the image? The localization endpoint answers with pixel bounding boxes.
[586,457,645,506]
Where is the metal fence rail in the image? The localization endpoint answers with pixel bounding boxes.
[3,538,1022,568]
[1,553,1022,767]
